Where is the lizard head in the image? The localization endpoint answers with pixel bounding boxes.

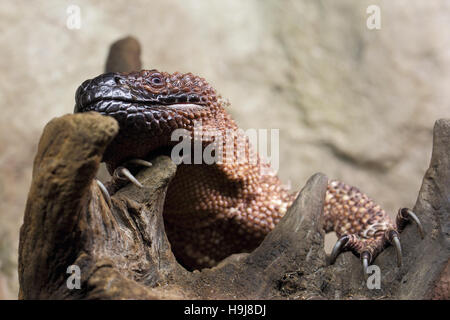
[74,70,229,171]
[74,69,221,129]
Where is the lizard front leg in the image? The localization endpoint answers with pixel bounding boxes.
[325,180,424,277]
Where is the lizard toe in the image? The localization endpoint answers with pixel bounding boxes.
[397,208,425,239]
[114,166,143,188]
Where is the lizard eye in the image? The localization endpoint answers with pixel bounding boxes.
[149,73,164,87]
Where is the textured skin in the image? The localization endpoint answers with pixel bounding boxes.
[75,70,396,270]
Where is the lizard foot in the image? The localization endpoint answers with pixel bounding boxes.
[97,159,153,208]
[113,166,144,188]
[112,159,153,189]
[329,207,424,278]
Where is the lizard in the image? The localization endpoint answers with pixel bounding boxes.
[74,69,424,275]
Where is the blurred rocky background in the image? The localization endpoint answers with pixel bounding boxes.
[1,0,449,299]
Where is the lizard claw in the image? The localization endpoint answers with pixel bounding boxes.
[114,166,143,188]
[109,159,152,191]
[96,179,112,208]
[124,159,153,168]
[329,235,350,264]
[397,208,425,239]
[386,230,402,267]
[361,251,370,280]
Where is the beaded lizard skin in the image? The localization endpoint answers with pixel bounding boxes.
[74,70,423,273]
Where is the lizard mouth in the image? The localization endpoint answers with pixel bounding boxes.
[73,72,209,171]
[76,98,203,137]
[74,96,203,172]
[74,76,205,137]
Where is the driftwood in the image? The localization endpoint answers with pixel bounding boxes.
[18,37,449,300]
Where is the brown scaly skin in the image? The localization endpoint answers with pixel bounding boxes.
[74,70,422,272]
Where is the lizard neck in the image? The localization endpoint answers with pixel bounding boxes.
[162,108,295,268]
